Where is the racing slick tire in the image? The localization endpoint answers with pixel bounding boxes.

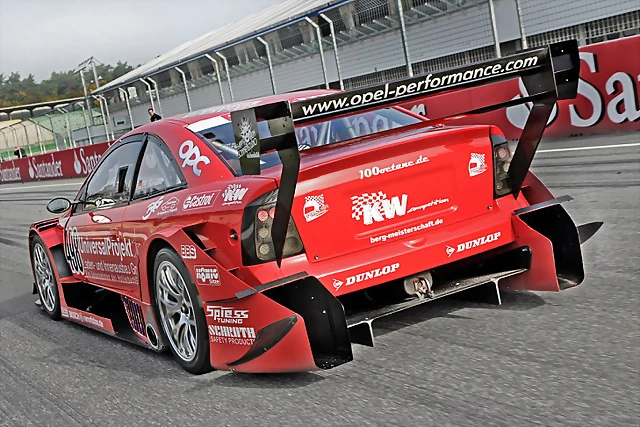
[30,235,61,320]
[153,247,212,374]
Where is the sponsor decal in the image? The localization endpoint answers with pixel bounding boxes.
[221,184,249,206]
[28,154,63,179]
[303,194,329,222]
[61,306,114,332]
[358,154,429,180]
[336,262,401,289]
[143,196,165,220]
[206,305,249,323]
[407,198,450,214]
[237,116,260,159]
[468,153,488,177]
[298,52,542,117]
[183,190,219,211]
[158,196,179,217]
[73,148,102,175]
[447,231,502,257]
[178,140,210,176]
[64,227,138,282]
[0,163,21,182]
[351,192,407,225]
[370,218,444,244]
[195,265,221,286]
[180,244,197,260]
[208,325,256,346]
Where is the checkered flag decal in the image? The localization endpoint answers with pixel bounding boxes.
[351,191,387,220]
[471,153,485,163]
[305,195,325,205]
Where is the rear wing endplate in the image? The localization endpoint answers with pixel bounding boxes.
[230,40,580,266]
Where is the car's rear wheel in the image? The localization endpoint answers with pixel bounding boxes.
[31,236,61,320]
[153,248,211,374]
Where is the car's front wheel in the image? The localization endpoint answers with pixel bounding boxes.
[153,247,211,374]
[31,236,61,320]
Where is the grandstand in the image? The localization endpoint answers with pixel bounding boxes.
[89,0,638,135]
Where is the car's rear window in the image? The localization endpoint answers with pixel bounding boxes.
[191,107,421,175]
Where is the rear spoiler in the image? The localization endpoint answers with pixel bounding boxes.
[230,40,580,266]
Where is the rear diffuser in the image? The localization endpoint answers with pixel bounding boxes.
[347,268,526,347]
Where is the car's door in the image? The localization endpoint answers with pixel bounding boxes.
[121,133,187,290]
[64,135,144,293]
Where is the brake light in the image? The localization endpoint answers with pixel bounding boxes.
[491,133,513,197]
[241,190,305,265]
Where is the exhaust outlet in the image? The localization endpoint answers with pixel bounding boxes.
[404,271,434,299]
[145,324,161,351]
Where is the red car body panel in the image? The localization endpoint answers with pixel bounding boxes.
[28,42,599,373]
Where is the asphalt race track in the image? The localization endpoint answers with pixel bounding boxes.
[0,133,638,427]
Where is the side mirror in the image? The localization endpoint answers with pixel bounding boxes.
[46,197,72,214]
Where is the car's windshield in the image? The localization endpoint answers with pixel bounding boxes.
[193,107,421,175]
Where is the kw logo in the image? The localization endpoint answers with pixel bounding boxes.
[351,192,408,225]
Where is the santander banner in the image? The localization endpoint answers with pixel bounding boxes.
[399,35,640,140]
[0,142,111,185]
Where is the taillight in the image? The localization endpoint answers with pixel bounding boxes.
[491,133,513,197]
[241,190,304,265]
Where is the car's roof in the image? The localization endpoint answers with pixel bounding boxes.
[167,89,339,126]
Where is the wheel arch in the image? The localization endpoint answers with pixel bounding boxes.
[29,227,72,281]
[141,237,173,304]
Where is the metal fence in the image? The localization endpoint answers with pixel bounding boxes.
[97,0,638,134]
[0,104,110,160]
[1,0,638,160]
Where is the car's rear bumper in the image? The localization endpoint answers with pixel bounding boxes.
[213,195,599,373]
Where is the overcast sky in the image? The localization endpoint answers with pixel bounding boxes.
[0,0,285,82]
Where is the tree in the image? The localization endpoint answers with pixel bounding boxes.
[0,62,137,108]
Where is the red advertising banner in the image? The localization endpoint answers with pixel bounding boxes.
[399,35,640,140]
[0,142,112,185]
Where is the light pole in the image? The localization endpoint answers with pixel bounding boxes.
[147,77,163,116]
[95,94,115,140]
[54,106,75,148]
[174,67,192,112]
[304,17,330,88]
[92,95,111,142]
[256,37,277,94]
[118,88,135,130]
[204,54,225,103]
[75,102,93,145]
[139,78,156,112]
[215,51,234,102]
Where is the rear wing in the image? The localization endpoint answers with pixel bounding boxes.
[230,40,580,266]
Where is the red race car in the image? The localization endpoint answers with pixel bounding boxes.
[29,40,601,374]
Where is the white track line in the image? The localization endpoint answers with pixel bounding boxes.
[0,182,82,192]
[538,142,640,153]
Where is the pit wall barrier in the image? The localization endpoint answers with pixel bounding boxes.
[1,36,638,186]
[399,35,640,140]
[0,142,112,185]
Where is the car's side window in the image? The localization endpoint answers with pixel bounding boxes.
[133,135,185,199]
[81,141,143,211]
